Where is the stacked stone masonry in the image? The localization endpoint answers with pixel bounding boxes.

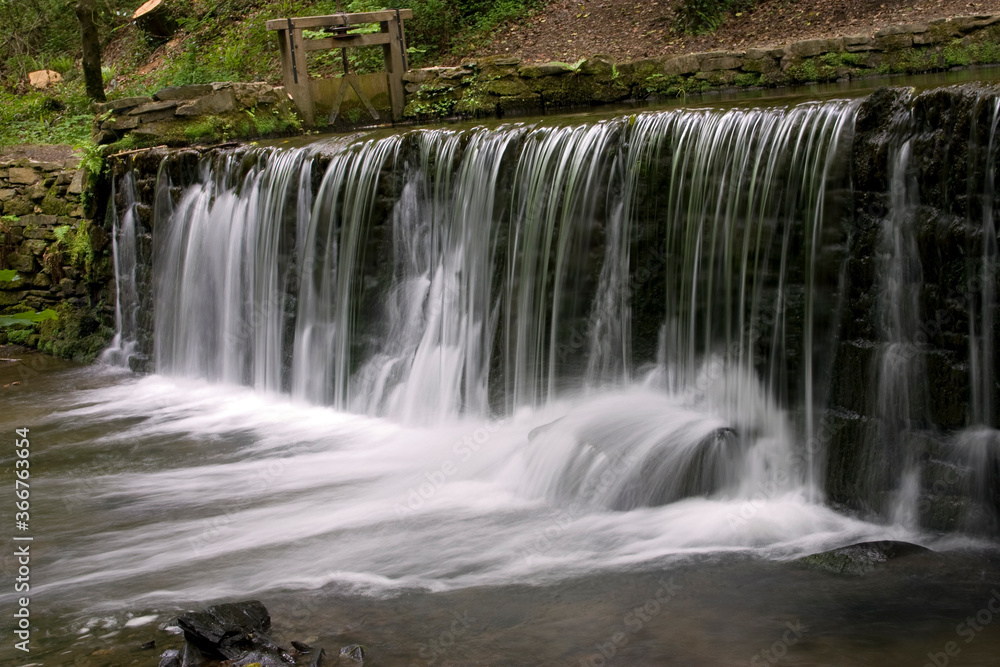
[402,14,1000,120]
[94,81,298,146]
[0,155,99,312]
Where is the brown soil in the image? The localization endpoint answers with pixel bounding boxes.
[466,0,1000,64]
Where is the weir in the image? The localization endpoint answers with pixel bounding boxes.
[5,81,1000,666]
[103,83,1000,532]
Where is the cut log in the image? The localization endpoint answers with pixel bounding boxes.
[132,0,177,40]
[28,70,62,90]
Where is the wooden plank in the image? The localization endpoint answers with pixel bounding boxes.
[301,33,392,51]
[276,28,315,126]
[266,10,412,31]
[381,19,407,122]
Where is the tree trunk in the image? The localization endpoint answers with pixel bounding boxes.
[75,0,105,102]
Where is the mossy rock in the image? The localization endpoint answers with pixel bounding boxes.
[37,302,113,363]
[741,57,779,74]
[40,191,73,216]
[519,62,577,78]
[794,541,929,576]
[484,77,534,97]
[3,198,33,217]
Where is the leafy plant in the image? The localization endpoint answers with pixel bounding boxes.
[0,309,57,327]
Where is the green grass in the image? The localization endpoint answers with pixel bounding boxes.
[0,81,94,147]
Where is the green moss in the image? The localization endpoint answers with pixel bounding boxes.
[971,40,1000,64]
[786,58,838,84]
[820,51,867,68]
[733,72,763,88]
[37,302,113,362]
[6,329,34,345]
[175,108,301,144]
[944,41,974,68]
[41,190,73,216]
[880,48,941,74]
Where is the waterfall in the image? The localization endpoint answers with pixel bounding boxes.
[125,101,860,511]
[100,167,141,368]
[949,94,1000,532]
[101,85,1000,530]
[969,95,1000,429]
[877,126,928,524]
[33,83,1000,629]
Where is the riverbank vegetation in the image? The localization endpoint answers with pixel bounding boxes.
[2,0,1000,150]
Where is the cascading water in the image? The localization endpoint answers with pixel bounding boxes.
[99,166,141,367]
[124,101,865,511]
[46,85,1000,645]
[877,120,928,526]
[950,93,1000,532]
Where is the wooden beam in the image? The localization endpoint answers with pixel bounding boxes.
[381,19,406,122]
[266,10,412,31]
[301,33,393,51]
[275,28,315,126]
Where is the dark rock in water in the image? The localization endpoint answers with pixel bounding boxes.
[795,540,930,575]
[140,639,156,650]
[157,649,180,667]
[229,649,294,667]
[309,647,327,667]
[291,640,313,653]
[340,644,366,662]
[181,641,205,667]
[176,599,293,664]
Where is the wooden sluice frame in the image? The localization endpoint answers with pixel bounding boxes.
[266,9,412,126]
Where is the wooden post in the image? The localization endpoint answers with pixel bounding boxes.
[381,16,407,122]
[275,23,315,126]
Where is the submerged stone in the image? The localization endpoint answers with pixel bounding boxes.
[794,541,930,575]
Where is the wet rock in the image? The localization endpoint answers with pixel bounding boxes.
[340,644,366,662]
[795,540,929,575]
[291,640,313,653]
[140,639,156,650]
[309,647,326,667]
[177,599,292,664]
[158,649,180,667]
[181,642,205,666]
[229,649,291,666]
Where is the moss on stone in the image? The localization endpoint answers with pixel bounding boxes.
[37,301,113,363]
[3,197,33,217]
[40,189,73,216]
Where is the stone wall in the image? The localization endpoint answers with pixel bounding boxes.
[403,14,1000,120]
[94,81,301,148]
[0,154,115,360]
[826,84,1000,531]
